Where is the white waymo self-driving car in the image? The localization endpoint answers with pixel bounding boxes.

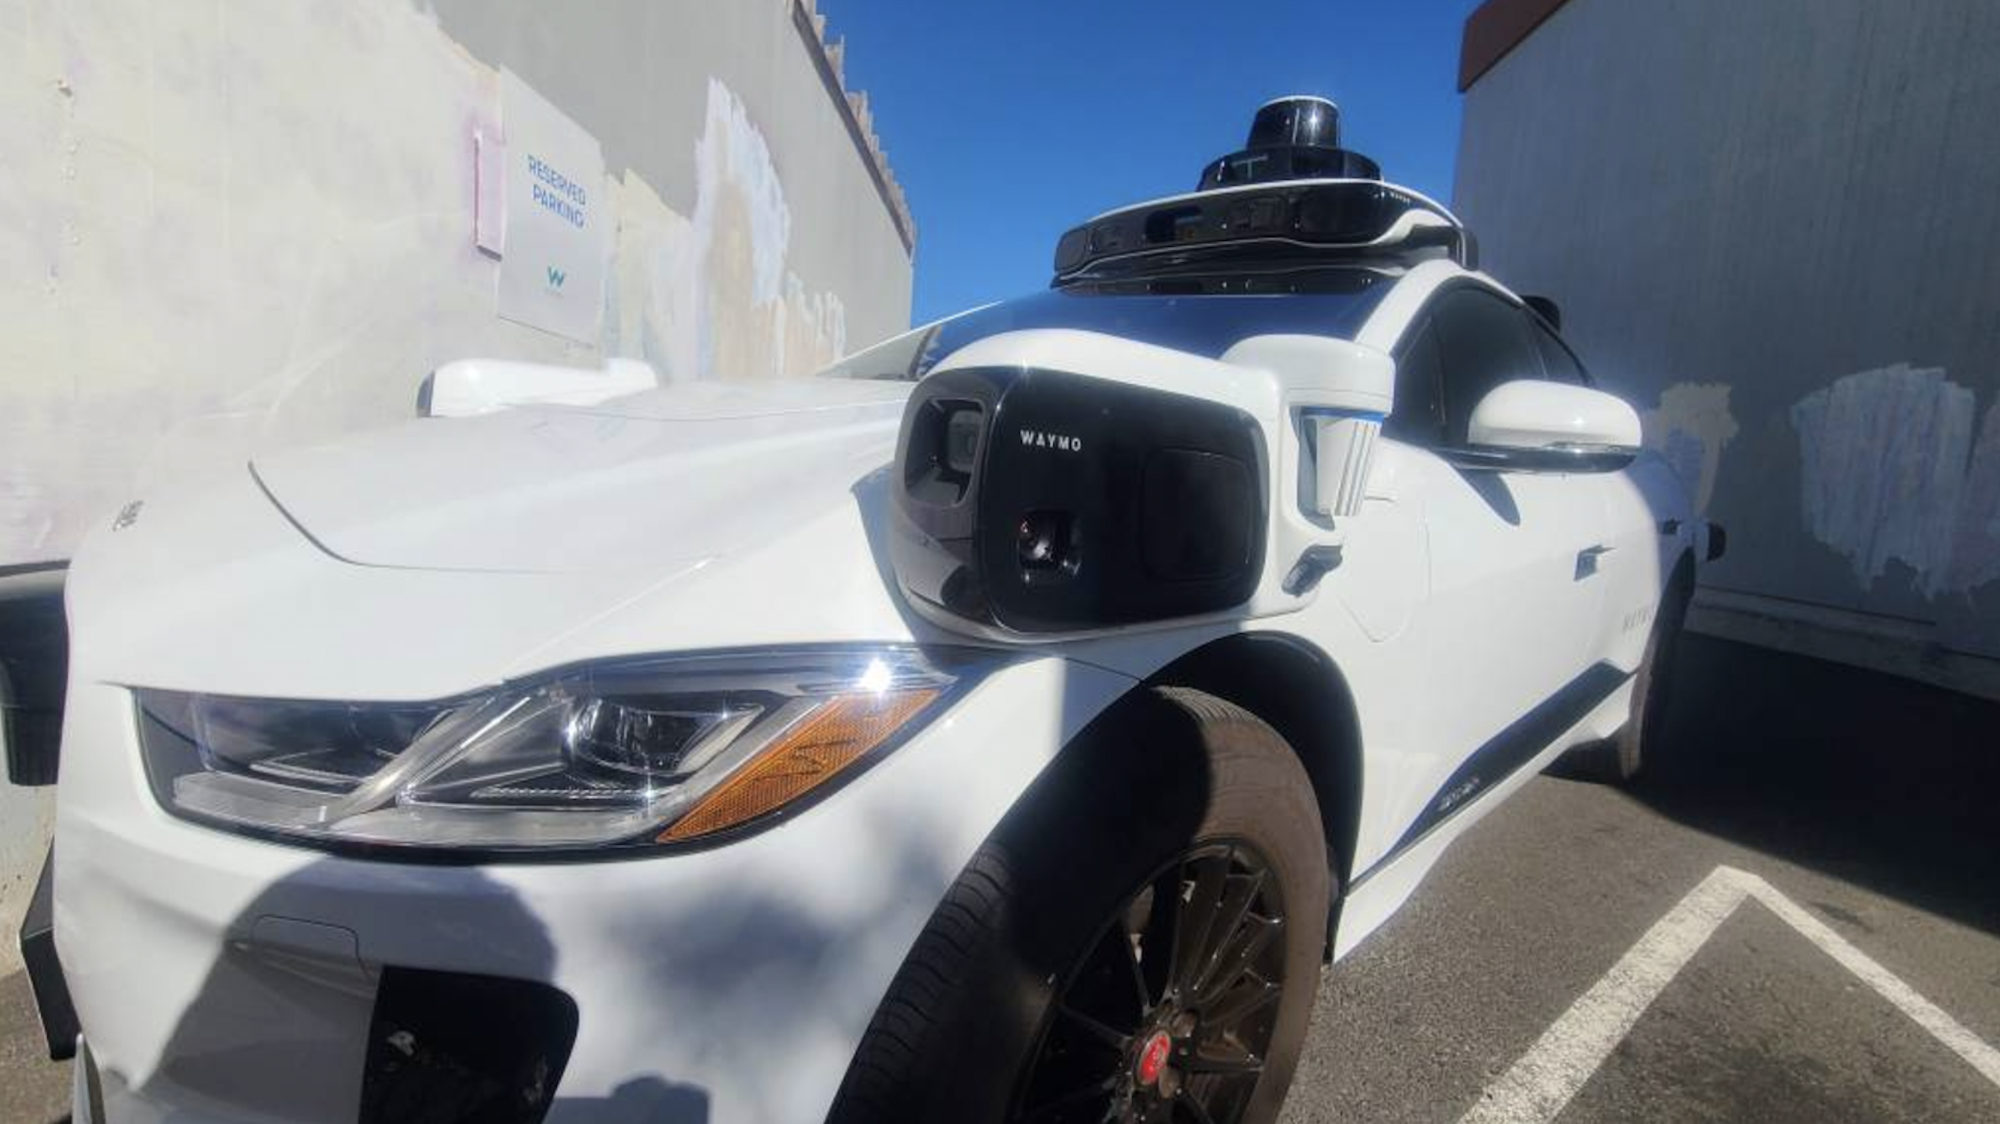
[32,98,1718,1124]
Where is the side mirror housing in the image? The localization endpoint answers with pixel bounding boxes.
[418,357,659,418]
[1461,380,1640,473]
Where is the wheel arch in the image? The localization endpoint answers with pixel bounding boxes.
[1670,547,1698,597]
[1141,631,1364,895]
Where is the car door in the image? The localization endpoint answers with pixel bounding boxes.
[1378,285,1613,837]
[1529,316,1669,674]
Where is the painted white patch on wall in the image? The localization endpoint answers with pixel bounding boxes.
[695,77,792,310]
[689,79,848,381]
[1792,364,1976,595]
[1642,382,1738,514]
[608,172,700,383]
[604,85,849,386]
[1947,399,2000,593]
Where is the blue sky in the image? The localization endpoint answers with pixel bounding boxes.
[823,0,1485,324]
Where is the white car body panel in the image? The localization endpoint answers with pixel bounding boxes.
[57,658,1137,1124]
[50,236,1699,1123]
[255,379,911,575]
[1331,677,1636,958]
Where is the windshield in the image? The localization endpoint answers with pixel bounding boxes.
[817,268,1391,382]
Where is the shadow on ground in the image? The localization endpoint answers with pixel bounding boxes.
[1630,633,2000,936]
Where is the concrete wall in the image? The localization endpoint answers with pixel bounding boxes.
[0,0,913,570]
[1454,0,2000,686]
[0,0,911,973]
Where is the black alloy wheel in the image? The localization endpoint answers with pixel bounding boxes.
[826,687,1330,1124]
[1014,843,1288,1124]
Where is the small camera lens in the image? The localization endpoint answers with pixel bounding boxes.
[944,408,982,475]
[1017,510,1077,576]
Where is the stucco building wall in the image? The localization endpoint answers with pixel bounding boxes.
[1454,0,2000,692]
[0,0,913,571]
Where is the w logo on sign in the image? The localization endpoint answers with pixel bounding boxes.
[546,265,567,289]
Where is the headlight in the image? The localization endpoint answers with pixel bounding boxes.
[134,648,969,854]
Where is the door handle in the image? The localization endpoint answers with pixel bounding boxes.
[1282,544,1344,596]
[1575,544,1613,580]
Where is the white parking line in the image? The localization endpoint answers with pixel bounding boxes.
[1741,874,2000,1090]
[1458,865,2000,1123]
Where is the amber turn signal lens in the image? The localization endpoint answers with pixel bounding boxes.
[659,688,940,841]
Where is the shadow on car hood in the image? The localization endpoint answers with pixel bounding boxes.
[252,379,912,574]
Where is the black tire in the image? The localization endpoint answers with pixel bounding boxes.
[1567,568,1691,783]
[827,687,1332,1124]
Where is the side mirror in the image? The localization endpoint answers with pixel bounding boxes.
[417,357,659,418]
[1460,380,1640,473]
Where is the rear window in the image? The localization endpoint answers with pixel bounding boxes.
[818,270,1391,383]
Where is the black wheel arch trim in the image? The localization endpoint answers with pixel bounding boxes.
[1139,631,1364,896]
[1132,636,1633,900]
[17,845,79,1060]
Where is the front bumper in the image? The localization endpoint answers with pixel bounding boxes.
[53,657,1133,1124]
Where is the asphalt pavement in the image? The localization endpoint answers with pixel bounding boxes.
[0,969,64,1124]
[4,634,1997,1123]
[1279,634,2000,1123]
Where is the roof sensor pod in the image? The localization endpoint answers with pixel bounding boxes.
[1197,95,1382,191]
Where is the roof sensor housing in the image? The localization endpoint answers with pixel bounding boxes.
[1197,95,1382,191]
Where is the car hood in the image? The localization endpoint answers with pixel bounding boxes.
[252,379,913,574]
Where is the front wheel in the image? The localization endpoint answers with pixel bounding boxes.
[828,687,1332,1124]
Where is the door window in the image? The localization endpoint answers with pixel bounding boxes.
[1386,317,1446,446]
[1434,288,1543,446]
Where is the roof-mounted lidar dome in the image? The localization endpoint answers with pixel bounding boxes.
[1197,95,1382,191]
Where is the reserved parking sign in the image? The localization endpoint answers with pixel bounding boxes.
[495,69,609,343]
